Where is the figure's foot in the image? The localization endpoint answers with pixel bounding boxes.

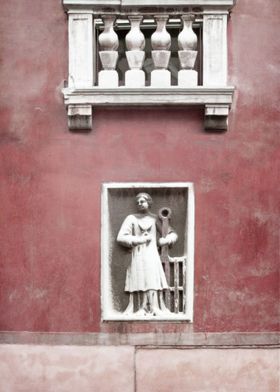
[135,308,147,316]
[151,307,165,316]
[158,292,171,314]
[159,304,172,314]
[124,303,134,315]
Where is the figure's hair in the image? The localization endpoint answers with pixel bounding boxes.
[135,192,153,207]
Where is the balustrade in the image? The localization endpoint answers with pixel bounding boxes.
[97,14,199,88]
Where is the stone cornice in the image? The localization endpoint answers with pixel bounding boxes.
[0,332,278,348]
[63,86,235,106]
[63,0,236,13]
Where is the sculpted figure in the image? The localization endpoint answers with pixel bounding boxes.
[117,193,177,316]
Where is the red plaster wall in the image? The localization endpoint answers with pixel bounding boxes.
[0,0,279,333]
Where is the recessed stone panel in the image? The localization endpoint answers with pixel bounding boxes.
[101,182,195,321]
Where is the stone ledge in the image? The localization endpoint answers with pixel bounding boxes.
[63,87,234,131]
[63,86,234,106]
[0,332,278,348]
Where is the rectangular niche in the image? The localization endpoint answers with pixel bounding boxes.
[101,182,195,321]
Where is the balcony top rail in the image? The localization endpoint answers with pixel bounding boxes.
[63,0,236,13]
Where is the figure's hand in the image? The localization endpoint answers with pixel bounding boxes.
[134,235,152,245]
[143,234,152,244]
[158,237,170,246]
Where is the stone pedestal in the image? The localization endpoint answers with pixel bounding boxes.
[178,70,198,87]
[125,70,145,87]
[98,70,119,87]
[151,70,171,87]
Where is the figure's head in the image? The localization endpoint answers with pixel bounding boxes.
[135,192,153,212]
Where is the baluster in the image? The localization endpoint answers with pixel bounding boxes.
[178,14,198,87]
[125,15,146,87]
[98,15,119,87]
[151,15,171,87]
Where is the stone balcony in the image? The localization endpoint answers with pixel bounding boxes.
[62,0,236,131]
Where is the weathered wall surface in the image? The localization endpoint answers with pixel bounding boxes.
[0,0,279,336]
[0,345,279,392]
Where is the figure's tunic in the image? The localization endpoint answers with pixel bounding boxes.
[117,213,176,292]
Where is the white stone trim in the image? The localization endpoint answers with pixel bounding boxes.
[63,86,234,105]
[203,12,228,86]
[68,13,94,88]
[186,183,195,322]
[101,182,195,322]
[63,87,234,130]
[63,0,236,11]
[101,183,113,319]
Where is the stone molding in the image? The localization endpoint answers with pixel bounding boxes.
[63,86,234,106]
[63,1,236,13]
[0,332,278,348]
[63,87,234,131]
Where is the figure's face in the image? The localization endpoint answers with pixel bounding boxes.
[136,196,149,212]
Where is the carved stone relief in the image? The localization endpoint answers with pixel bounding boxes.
[101,183,194,321]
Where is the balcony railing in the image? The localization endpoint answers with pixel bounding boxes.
[96,14,199,88]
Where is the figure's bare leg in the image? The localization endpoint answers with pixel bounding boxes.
[135,292,147,316]
[142,292,148,312]
[159,291,171,313]
[137,292,141,311]
[149,290,163,316]
[124,293,134,314]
